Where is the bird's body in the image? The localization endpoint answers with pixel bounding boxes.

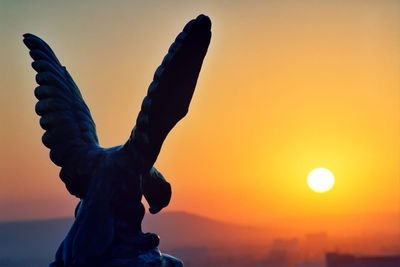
[55,145,162,265]
[23,14,211,266]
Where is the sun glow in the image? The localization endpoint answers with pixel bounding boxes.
[307,168,335,193]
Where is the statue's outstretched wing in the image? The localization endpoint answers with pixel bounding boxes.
[23,34,100,198]
[124,14,212,173]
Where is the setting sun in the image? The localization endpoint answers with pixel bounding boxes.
[307,168,335,193]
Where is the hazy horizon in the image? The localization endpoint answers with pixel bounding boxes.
[0,211,399,267]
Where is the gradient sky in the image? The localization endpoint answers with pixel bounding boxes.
[1,0,399,235]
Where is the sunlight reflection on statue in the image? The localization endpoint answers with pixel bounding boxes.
[23,14,211,266]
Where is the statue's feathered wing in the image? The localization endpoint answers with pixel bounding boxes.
[124,15,212,173]
[23,33,101,199]
[23,14,211,200]
[23,14,211,264]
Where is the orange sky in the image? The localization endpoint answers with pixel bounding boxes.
[1,0,399,235]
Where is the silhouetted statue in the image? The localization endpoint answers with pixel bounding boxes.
[23,14,211,266]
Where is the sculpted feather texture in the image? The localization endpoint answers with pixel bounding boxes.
[23,14,211,266]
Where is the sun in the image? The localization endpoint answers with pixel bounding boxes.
[307,168,335,193]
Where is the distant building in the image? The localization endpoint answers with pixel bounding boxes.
[326,252,400,267]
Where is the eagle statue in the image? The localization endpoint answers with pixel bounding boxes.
[23,14,211,266]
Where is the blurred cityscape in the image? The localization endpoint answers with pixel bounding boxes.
[170,232,400,266]
[0,212,399,267]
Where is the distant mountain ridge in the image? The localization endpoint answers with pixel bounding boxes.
[143,211,271,248]
[0,211,399,267]
[0,211,269,266]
